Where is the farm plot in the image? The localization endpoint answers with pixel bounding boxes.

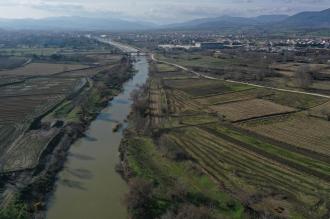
[0,95,66,123]
[0,56,28,70]
[271,62,330,77]
[0,62,88,76]
[153,70,195,80]
[210,99,296,122]
[55,65,108,77]
[149,79,167,128]
[308,100,330,120]
[196,88,273,105]
[239,113,330,156]
[165,89,207,115]
[156,63,178,72]
[0,124,23,154]
[262,90,328,109]
[164,78,252,97]
[0,78,81,97]
[167,126,330,218]
[0,129,59,172]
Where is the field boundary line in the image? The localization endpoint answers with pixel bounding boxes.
[231,110,299,123]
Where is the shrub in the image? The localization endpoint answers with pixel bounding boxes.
[125,178,154,219]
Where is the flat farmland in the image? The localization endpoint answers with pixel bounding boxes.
[196,88,273,105]
[167,126,330,218]
[156,63,178,72]
[165,89,207,114]
[0,78,83,97]
[210,99,296,122]
[0,62,88,76]
[0,76,86,174]
[163,78,252,97]
[239,113,330,156]
[0,56,28,70]
[271,62,330,77]
[158,53,240,70]
[0,129,59,172]
[0,95,66,123]
[262,90,328,109]
[308,100,330,119]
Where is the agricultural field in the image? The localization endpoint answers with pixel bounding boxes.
[271,62,330,77]
[0,56,28,70]
[0,62,88,77]
[308,100,330,120]
[0,128,60,172]
[195,88,273,105]
[157,53,240,70]
[0,48,60,56]
[239,113,330,156]
[210,99,296,122]
[123,60,330,219]
[0,77,86,172]
[155,63,178,72]
[0,51,122,175]
[164,78,251,97]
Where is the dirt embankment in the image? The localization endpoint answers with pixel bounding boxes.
[0,58,135,218]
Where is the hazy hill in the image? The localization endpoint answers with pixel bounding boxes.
[278,8,330,28]
[0,8,328,31]
[163,9,330,30]
[0,16,156,31]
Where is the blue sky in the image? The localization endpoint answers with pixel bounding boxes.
[0,0,329,23]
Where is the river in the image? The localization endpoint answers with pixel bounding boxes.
[46,56,149,219]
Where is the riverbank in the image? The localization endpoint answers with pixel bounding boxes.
[0,56,135,218]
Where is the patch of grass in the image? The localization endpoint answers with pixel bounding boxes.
[156,63,177,72]
[0,197,29,219]
[0,48,59,56]
[159,53,239,70]
[262,91,327,109]
[54,101,74,118]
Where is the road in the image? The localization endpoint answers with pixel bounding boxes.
[96,37,139,53]
[151,54,330,99]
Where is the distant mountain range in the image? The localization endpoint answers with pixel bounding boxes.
[0,8,329,31]
[0,17,156,31]
[163,8,330,30]
[163,15,290,30]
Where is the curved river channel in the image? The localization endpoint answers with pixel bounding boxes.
[47,56,149,219]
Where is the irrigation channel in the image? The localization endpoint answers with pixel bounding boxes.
[47,56,149,219]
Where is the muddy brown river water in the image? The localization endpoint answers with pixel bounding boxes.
[47,56,149,219]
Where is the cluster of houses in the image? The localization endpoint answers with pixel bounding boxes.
[159,37,330,53]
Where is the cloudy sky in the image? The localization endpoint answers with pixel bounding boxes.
[0,0,329,24]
